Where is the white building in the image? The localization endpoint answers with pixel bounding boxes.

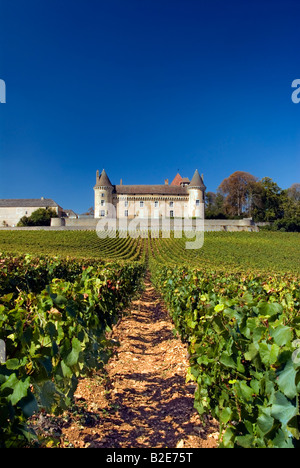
[0,198,63,226]
[94,169,206,219]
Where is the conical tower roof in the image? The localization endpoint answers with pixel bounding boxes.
[98,169,113,187]
[189,169,205,188]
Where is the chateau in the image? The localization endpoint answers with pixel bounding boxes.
[0,169,258,231]
[94,169,206,219]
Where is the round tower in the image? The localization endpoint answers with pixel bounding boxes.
[94,169,114,218]
[187,169,206,218]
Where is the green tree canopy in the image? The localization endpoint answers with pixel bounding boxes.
[17,208,58,227]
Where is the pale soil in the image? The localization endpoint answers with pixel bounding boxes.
[34,275,219,448]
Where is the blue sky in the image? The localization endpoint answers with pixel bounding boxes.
[0,0,299,213]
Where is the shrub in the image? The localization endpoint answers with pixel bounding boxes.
[17,209,58,227]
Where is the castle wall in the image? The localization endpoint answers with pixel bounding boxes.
[0,217,258,231]
[115,196,189,219]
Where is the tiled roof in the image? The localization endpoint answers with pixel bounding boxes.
[170,173,183,186]
[0,198,60,208]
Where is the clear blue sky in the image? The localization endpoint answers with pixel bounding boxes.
[0,0,299,213]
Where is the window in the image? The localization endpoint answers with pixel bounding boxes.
[170,210,174,217]
[100,210,105,217]
[140,201,144,208]
[169,201,174,207]
[101,199,105,206]
[196,199,200,206]
[154,201,159,208]
[125,210,128,217]
[101,193,104,198]
[124,200,128,207]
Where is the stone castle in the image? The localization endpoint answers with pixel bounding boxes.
[0,169,258,231]
[94,169,206,219]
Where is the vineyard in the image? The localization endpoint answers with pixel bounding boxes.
[0,230,299,448]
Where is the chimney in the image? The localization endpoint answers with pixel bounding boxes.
[165,179,169,185]
[120,178,123,185]
[96,170,99,182]
[201,173,204,180]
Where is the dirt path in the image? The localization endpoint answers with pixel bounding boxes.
[59,275,219,448]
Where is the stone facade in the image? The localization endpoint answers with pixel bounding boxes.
[94,169,206,219]
[0,198,63,227]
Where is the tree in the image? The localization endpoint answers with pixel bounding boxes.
[257,177,283,222]
[17,216,32,227]
[287,183,300,202]
[218,171,258,217]
[17,208,58,227]
[209,172,300,230]
[82,207,94,216]
[253,178,300,230]
[205,191,216,210]
[246,180,265,219]
[205,192,227,219]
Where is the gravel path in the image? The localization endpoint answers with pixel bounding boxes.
[58,274,219,448]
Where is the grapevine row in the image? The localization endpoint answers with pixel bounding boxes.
[0,253,145,447]
[148,238,300,448]
[0,230,299,448]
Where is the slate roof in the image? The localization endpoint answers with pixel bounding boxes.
[94,169,206,194]
[114,185,188,196]
[62,209,78,218]
[189,169,206,188]
[0,198,60,208]
[96,169,113,187]
[180,177,190,184]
